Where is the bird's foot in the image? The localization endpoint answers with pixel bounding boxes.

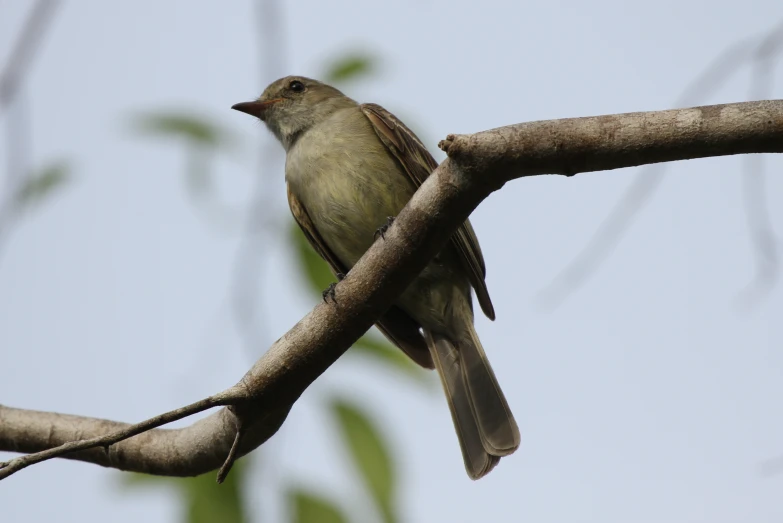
[374,216,396,240]
[322,282,338,303]
[322,273,345,303]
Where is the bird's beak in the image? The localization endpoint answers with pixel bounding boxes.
[231,99,283,121]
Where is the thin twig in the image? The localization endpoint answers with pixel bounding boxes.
[0,0,61,258]
[0,0,61,108]
[0,391,239,480]
[216,415,245,484]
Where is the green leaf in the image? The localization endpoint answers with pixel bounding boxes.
[324,54,376,83]
[15,161,70,207]
[331,399,396,523]
[131,112,234,149]
[288,488,347,523]
[130,111,235,210]
[290,220,336,292]
[351,334,432,387]
[121,458,248,523]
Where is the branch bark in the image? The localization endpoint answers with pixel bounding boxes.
[2,99,782,481]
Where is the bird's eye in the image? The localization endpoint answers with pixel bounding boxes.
[289,80,305,93]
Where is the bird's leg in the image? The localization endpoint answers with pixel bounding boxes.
[322,283,337,303]
[322,273,344,303]
[374,216,396,240]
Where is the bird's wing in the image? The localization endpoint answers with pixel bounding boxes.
[360,103,495,320]
[287,182,433,369]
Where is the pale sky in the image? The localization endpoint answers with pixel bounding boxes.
[1,1,782,522]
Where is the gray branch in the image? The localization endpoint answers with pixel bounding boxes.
[2,99,782,480]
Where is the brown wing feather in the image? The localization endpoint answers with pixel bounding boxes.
[361,103,495,320]
[287,183,433,369]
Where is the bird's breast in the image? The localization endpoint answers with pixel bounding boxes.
[285,112,415,268]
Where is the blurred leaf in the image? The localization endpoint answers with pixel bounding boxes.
[130,111,242,228]
[288,488,348,523]
[324,54,376,83]
[351,334,432,387]
[15,161,70,207]
[290,220,336,292]
[121,458,248,523]
[131,111,234,149]
[331,399,396,523]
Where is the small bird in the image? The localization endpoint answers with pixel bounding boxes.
[232,76,519,479]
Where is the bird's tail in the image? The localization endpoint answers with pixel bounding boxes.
[425,326,520,479]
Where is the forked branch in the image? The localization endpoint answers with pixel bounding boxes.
[2,99,782,481]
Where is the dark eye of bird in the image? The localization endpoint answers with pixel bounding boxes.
[289,80,305,93]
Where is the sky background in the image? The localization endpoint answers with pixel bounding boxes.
[1,1,782,522]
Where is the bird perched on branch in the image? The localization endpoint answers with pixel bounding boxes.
[232,76,519,479]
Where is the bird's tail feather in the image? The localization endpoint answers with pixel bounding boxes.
[425,328,519,479]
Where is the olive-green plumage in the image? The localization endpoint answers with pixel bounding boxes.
[232,76,520,479]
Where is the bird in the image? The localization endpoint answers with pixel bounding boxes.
[232,76,519,479]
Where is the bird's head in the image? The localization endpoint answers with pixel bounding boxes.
[232,76,356,150]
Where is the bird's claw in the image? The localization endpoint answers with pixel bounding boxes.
[322,282,338,303]
[374,216,396,240]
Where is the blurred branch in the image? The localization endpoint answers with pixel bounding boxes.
[536,21,783,309]
[735,28,783,308]
[1,99,782,480]
[228,0,287,357]
[0,0,60,108]
[0,94,29,255]
[0,0,62,256]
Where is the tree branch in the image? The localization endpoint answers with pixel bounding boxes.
[439,99,783,177]
[2,99,782,481]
